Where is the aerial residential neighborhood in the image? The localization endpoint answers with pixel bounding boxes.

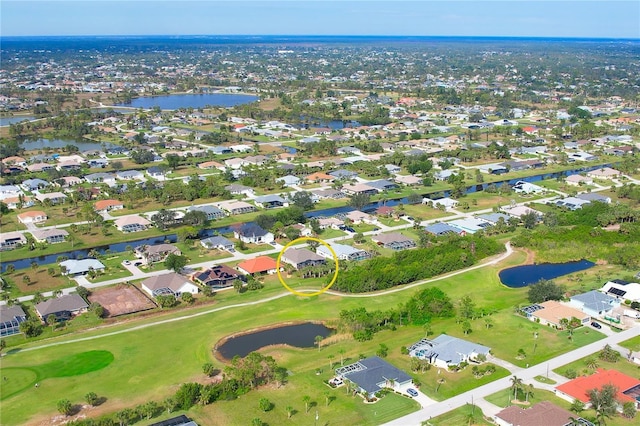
[1,3,640,426]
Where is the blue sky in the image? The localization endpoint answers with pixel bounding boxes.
[2,1,639,38]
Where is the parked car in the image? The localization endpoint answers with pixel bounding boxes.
[345,226,356,233]
[591,321,602,329]
[407,388,419,397]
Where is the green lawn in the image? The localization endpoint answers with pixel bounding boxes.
[427,404,491,426]
[0,247,610,425]
[485,387,572,410]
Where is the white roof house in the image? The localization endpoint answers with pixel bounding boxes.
[409,334,491,369]
[317,242,369,262]
[59,259,105,276]
[601,280,640,302]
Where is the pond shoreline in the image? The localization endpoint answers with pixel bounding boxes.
[213,320,329,362]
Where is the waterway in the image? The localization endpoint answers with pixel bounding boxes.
[19,138,117,152]
[0,115,36,127]
[2,163,615,271]
[115,93,259,110]
[499,259,596,288]
[216,322,333,359]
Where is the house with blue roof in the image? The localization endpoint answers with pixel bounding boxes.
[476,212,512,226]
[367,179,398,191]
[569,290,619,318]
[254,194,289,209]
[233,223,274,245]
[424,222,465,236]
[408,334,491,369]
[448,218,491,234]
[187,205,225,221]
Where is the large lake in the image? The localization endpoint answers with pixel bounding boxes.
[499,260,596,288]
[217,322,333,359]
[116,93,259,110]
[20,138,116,152]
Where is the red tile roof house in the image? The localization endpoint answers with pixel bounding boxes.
[555,369,640,410]
[17,210,48,224]
[95,199,124,213]
[237,256,281,275]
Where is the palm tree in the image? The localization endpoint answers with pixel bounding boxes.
[286,405,293,419]
[324,390,331,406]
[585,357,599,370]
[338,347,346,365]
[525,384,534,403]
[328,354,335,369]
[510,376,523,402]
[302,395,311,413]
[315,335,323,352]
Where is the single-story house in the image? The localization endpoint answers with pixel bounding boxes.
[224,184,255,197]
[34,191,67,205]
[601,279,640,302]
[335,356,413,398]
[305,172,334,183]
[342,183,378,196]
[200,235,235,251]
[501,205,543,219]
[141,272,199,298]
[328,169,358,180]
[566,175,593,186]
[569,290,619,318]
[194,265,241,289]
[476,212,512,226]
[0,231,27,250]
[317,242,370,261]
[394,174,422,186]
[494,401,588,426]
[556,369,640,409]
[147,166,167,179]
[237,256,280,275]
[448,218,491,234]
[0,305,27,337]
[575,192,611,204]
[116,170,145,181]
[281,247,327,270]
[233,223,274,245]
[186,205,225,220]
[512,181,545,195]
[21,178,50,191]
[371,233,416,251]
[586,167,621,180]
[276,175,301,187]
[59,259,106,276]
[30,228,69,244]
[424,222,465,236]
[34,294,89,322]
[215,200,256,215]
[254,194,289,209]
[344,210,375,224]
[114,215,152,232]
[95,199,124,213]
[135,243,181,264]
[425,197,458,210]
[317,217,344,229]
[555,196,591,210]
[408,334,491,369]
[17,210,48,224]
[3,195,35,209]
[526,300,590,328]
[85,172,116,185]
[367,179,398,192]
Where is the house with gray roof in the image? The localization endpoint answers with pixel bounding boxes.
[335,356,413,398]
[59,259,105,276]
[30,228,69,244]
[186,205,225,220]
[328,169,358,180]
[569,290,619,318]
[371,233,416,251]
[317,242,370,262]
[0,305,27,336]
[276,175,301,187]
[254,194,289,209]
[476,212,512,226]
[233,223,274,244]
[142,272,199,297]
[34,294,89,322]
[281,247,326,270]
[367,179,398,191]
[424,222,465,236]
[575,192,611,204]
[555,196,591,210]
[200,235,234,251]
[408,334,491,369]
[0,231,27,250]
[21,178,50,191]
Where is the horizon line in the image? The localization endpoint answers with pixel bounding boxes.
[2,34,639,41]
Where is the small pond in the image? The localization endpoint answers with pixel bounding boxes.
[0,115,36,126]
[499,259,596,288]
[217,322,333,359]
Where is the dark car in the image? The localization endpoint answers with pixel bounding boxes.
[591,321,602,329]
[407,388,419,397]
[345,226,356,233]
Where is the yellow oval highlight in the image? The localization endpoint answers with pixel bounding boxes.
[276,237,339,297]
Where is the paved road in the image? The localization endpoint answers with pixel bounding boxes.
[383,325,640,426]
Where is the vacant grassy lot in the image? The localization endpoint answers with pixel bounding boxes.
[428,404,492,426]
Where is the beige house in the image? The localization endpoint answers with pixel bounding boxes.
[529,301,590,328]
